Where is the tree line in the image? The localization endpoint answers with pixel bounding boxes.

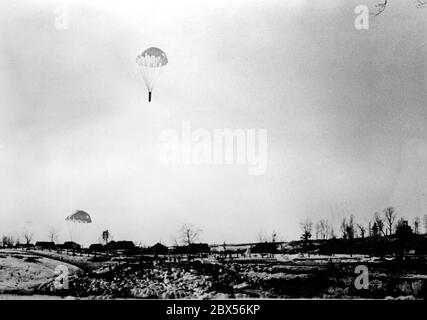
[300,207,427,242]
[1,223,203,250]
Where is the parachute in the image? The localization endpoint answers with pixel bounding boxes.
[136,47,168,102]
[65,210,92,243]
[66,210,92,223]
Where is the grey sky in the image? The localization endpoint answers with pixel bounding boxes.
[0,0,426,245]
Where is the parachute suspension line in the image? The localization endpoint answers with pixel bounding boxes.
[141,65,150,91]
[150,66,163,92]
[141,65,163,101]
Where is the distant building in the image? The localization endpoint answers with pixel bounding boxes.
[105,240,135,252]
[62,241,81,250]
[89,243,104,252]
[35,241,56,250]
[251,242,279,254]
[395,220,413,238]
[171,243,211,255]
[149,242,169,255]
[189,243,210,254]
[104,240,116,251]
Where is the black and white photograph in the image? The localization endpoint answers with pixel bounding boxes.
[0,0,426,308]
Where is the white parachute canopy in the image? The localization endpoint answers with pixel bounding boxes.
[136,47,168,102]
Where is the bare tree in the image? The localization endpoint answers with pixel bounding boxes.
[383,207,397,236]
[180,223,202,259]
[316,220,330,240]
[413,217,420,235]
[10,235,16,247]
[315,221,321,240]
[329,227,336,239]
[257,231,267,243]
[371,222,379,237]
[2,235,12,248]
[300,219,312,242]
[340,215,355,239]
[357,224,366,238]
[320,220,331,240]
[340,217,347,239]
[2,235,15,248]
[171,236,180,247]
[347,215,355,240]
[374,212,385,236]
[423,214,427,234]
[15,236,21,247]
[48,227,58,243]
[22,230,34,247]
[180,223,201,245]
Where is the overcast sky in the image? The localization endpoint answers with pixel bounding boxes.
[0,0,426,245]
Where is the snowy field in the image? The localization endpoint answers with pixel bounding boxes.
[1,249,426,299]
[0,249,80,296]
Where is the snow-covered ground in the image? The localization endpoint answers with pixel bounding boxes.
[0,249,80,295]
[0,294,78,300]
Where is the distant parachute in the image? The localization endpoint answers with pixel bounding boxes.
[65,210,92,242]
[66,210,92,223]
[136,47,168,102]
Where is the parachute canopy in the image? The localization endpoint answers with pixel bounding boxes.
[65,210,92,223]
[136,47,168,102]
